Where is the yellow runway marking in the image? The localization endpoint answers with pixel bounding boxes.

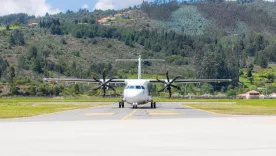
[121,105,145,120]
[183,105,224,115]
[147,110,180,115]
[85,113,115,116]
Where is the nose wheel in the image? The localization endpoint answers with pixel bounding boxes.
[119,101,124,108]
[150,101,156,109]
[132,103,138,109]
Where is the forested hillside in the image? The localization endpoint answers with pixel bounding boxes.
[0,0,275,97]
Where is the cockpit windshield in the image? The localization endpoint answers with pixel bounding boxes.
[126,85,145,90]
[128,86,135,89]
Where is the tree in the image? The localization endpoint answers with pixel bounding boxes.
[200,83,214,94]
[8,66,15,83]
[254,52,268,68]
[32,58,43,73]
[6,25,10,30]
[247,64,253,78]
[27,45,38,60]
[18,55,29,70]
[249,76,254,84]
[267,73,275,82]
[9,30,25,46]
[10,85,19,95]
[74,84,80,94]
[53,86,61,96]
[9,35,15,46]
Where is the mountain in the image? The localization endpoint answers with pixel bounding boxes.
[0,0,275,96]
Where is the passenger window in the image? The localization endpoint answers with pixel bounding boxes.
[129,86,134,89]
[136,86,142,89]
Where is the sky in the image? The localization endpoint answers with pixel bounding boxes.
[0,0,146,16]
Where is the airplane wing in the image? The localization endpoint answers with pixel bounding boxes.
[43,78,126,83]
[150,79,232,83]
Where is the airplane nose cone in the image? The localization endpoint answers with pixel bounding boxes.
[127,90,144,98]
[124,90,145,103]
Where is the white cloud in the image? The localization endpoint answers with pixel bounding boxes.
[82,4,89,9]
[0,0,60,16]
[94,0,145,10]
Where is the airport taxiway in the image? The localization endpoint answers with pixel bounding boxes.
[6,102,227,122]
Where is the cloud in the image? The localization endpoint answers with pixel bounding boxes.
[94,0,145,10]
[82,4,89,9]
[0,0,60,16]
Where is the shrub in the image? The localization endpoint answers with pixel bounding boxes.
[72,51,80,57]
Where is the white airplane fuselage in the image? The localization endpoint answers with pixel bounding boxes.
[123,80,151,105]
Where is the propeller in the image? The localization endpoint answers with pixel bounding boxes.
[157,71,181,98]
[92,71,116,97]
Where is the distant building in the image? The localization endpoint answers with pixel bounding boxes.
[237,93,246,99]
[114,13,129,19]
[28,22,39,26]
[237,90,261,99]
[122,13,129,19]
[269,92,276,99]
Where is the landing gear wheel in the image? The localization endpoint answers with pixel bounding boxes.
[150,102,153,108]
[133,105,137,109]
[153,102,156,109]
[119,102,122,108]
[122,102,125,108]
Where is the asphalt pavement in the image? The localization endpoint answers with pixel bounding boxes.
[5,102,226,122]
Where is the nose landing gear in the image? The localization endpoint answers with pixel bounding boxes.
[132,103,138,109]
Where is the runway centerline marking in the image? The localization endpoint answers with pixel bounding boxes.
[121,105,145,120]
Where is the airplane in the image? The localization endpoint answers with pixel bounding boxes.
[44,55,232,109]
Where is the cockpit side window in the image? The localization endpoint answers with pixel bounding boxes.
[136,86,142,89]
[141,86,145,90]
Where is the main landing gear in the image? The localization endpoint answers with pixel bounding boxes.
[150,101,156,109]
[119,101,124,108]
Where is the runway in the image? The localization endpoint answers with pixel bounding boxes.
[1,116,276,156]
[6,102,226,122]
[1,102,276,156]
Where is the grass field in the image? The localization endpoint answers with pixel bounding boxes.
[1,97,275,118]
[185,100,276,115]
[0,97,108,119]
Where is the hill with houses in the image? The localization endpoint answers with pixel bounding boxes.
[0,0,275,97]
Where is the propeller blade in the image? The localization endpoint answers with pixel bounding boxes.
[93,77,102,83]
[170,76,181,84]
[171,84,181,90]
[103,71,106,82]
[166,71,170,82]
[107,85,116,92]
[156,78,166,84]
[158,86,167,93]
[105,78,115,84]
[103,88,106,97]
[92,86,102,90]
